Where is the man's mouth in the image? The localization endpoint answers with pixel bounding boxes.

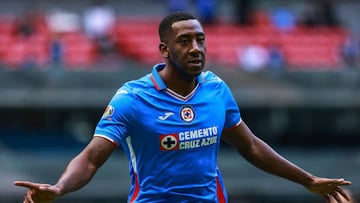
[189,59,202,65]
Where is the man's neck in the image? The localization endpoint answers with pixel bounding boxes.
[159,67,198,97]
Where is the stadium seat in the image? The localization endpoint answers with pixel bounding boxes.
[278,27,347,70]
[0,35,49,69]
[0,15,16,34]
[60,32,97,69]
[0,40,28,68]
[115,18,161,64]
[0,33,14,56]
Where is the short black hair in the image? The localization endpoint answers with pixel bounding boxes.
[158,11,198,43]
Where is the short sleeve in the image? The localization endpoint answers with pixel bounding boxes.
[221,81,242,129]
[94,86,136,146]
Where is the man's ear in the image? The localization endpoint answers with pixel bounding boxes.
[159,42,169,58]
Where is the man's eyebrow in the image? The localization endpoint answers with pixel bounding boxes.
[195,31,205,36]
[178,32,205,38]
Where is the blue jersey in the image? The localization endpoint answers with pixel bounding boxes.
[94,63,242,203]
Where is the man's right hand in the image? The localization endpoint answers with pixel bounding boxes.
[14,181,61,203]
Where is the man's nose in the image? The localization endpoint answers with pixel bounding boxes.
[190,40,201,53]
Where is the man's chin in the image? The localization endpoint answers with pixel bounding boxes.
[188,64,204,73]
[188,68,203,76]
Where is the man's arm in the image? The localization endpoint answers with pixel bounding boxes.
[55,136,116,195]
[14,136,116,202]
[221,121,351,202]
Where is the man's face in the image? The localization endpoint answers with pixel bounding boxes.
[166,19,206,78]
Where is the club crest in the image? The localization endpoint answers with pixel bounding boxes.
[180,105,195,122]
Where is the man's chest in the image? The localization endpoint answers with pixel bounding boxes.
[129,93,226,151]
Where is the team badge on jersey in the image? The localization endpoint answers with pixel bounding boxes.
[160,134,179,150]
[102,105,114,119]
[180,105,195,122]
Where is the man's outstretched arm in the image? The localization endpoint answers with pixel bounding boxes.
[14,136,116,203]
[222,121,351,203]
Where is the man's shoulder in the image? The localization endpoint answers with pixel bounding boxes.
[201,70,224,84]
[120,73,153,94]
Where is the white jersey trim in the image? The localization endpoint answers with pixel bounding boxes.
[237,118,243,126]
[94,134,117,146]
[165,84,199,101]
[126,136,138,173]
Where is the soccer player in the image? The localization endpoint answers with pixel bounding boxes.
[14,11,351,203]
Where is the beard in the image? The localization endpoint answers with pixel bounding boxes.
[168,54,204,79]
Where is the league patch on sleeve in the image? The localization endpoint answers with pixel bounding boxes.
[102,105,114,119]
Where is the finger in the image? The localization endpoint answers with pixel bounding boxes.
[324,194,333,203]
[14,181,41,189]
[330,191,343,203]
[334,179,352,186]
[336,187,351,201]
[325,194,341,203]
[339,180,352,186]
[24,190,35,203]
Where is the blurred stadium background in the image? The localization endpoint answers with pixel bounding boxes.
[0,0,359,202]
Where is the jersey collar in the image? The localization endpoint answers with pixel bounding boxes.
[150,63,205,91]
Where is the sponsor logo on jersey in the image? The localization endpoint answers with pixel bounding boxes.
[180,105,195,122]
[158,112,175,120]
[160,134,178,150]
[160,126,218,151]
[102,105,114,120]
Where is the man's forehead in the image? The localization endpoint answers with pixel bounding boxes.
[171,19,204,33]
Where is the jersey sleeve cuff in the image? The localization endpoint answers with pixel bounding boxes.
[224,118,242,132]
[94,134,119,148]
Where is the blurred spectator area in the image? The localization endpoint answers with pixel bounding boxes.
[0,7,353,71]
[0,14,97,70]
[115,12,350,71]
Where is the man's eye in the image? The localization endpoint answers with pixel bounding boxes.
[181,39,190,44]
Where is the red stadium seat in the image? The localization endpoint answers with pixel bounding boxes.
[60,32,97,69]
[0,15,16,34]
[0,35,49,69]
[278,27,348,70]
[0,33,14,56]
[0,40,28,68]
[115,18,161,64]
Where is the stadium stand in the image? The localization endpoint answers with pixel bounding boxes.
[0,8,352,71]
[114,12,349,70]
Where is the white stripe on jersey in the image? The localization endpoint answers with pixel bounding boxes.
[126,136,138,173]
